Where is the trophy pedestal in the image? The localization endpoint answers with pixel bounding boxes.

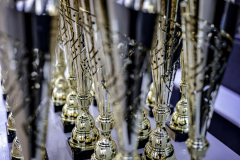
[165,122,188,142]
[93,97,97,107]
[66,137,94,160]
[58,115,75,133]
[3,94,7,100]
[5,123,16,143]
[138,137,149,149]
[9,147,49,160]
[54,104,64,112]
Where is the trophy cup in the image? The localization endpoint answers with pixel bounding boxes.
[59,11,80,133]
[143,0,182,159]
[94,0,158,159]
[167,50,189,142]
[181,0,240,159]
[146,82,155,117]
[11,136,24,160]
[52,44,69,112]
[59,0,99,159]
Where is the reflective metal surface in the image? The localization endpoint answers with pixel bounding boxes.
[11,136,24,160]
[7,112,16,133]
[181,0,240,159]
[170,51,189,133]
[146,83,156,110]
[143,0,182,159]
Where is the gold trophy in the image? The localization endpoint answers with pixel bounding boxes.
[73,1,118,159]
[52,44,69,112]
[146,82,155,117]
[94,0,158,159]
[167,51,189,142]
[180,0,240,159]
[59,11,80,133]
[7,112,16,143]
[143,0,182,159]
[11,136,24,160]
[59,0,99,158]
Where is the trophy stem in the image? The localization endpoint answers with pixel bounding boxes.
[143,106,176,160]
[52,49,69,112]
[91,115,117,160]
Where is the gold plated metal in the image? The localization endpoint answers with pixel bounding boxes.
[138,110,151,145]
[7,112,16,133]
[59,10,80,127]
[143,0,181,159]
[60,0,99,153]
[146,83,156,110]
[11,136,24,160]
[52,46,69,109]
[170,52,189,133]
[6,95,11,112]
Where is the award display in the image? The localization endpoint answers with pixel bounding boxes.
[181,0,240,159]
[146,82,156,117]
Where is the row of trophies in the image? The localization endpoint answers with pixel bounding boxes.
[1,0,240,160]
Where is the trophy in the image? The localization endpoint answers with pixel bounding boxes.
[168,51,189,142]
[59,0,99,159]
[7,112,17,143]
[94,0,158,159]
[11,136,24,160]
[52,44,69,112]
[59,10,80,133]
[146,82,156,117]
[143,0,182,159]
[181,0,240,159]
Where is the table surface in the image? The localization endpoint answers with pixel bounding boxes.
[0,96,239,160]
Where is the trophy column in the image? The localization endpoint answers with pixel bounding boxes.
[146,83,155,117]
[167,51,189,142]
[52,46,69,112]
[60,0,99,159]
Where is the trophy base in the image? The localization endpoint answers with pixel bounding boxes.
[3,94,7,100]
[6,111,10,119]
[9,147,49,160]
[138,137,149,149]
[59,117,75,133]
[54,104,64,112]
[93,98,97,107]
[165,122,188,142]
[66,137,94,160]
[6,123,16,143]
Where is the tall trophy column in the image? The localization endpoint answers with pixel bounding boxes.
[181,0,240,159]
[143,0,182,159]
[60,0,99,159]
[52,45,69,112]
[167,51,189,142]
